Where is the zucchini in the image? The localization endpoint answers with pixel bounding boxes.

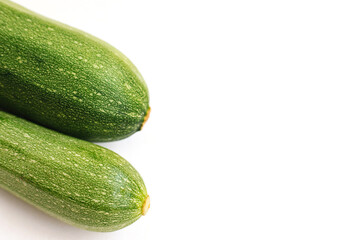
[0,110,150,232]
[0,0,150,142]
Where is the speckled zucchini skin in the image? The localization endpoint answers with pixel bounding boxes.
[0,110,148,232]
[0,0,150,142]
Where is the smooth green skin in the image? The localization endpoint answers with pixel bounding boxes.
[0,110,148,232]
[0,0,150,142]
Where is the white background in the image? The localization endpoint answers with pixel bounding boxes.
[1,0,360,239]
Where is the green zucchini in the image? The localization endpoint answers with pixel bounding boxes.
[0,110,150,232]
[0,0,150,142]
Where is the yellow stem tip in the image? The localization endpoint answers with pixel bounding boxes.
[140,107,151,130]
[142,195,150,216]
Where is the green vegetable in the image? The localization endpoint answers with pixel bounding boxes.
[0,110,150,232]
[0,0,150,142]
